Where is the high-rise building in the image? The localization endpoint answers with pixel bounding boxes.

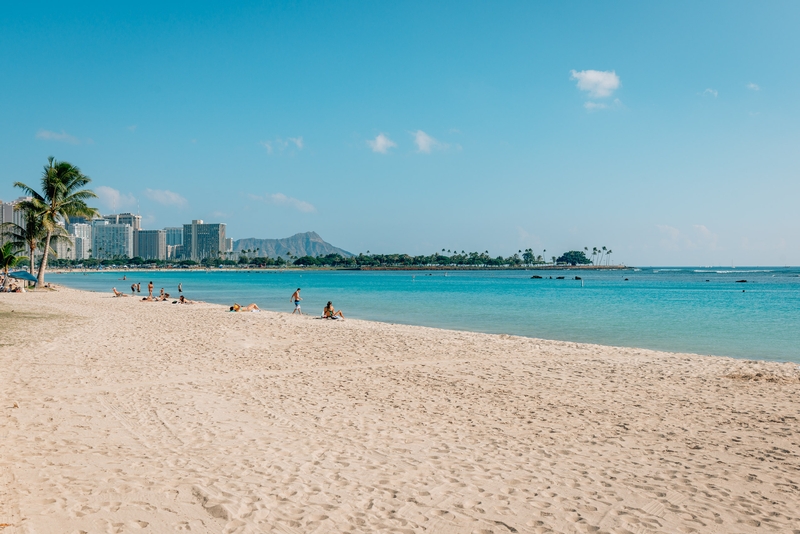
[54,228,76,261]
[164,227,183,246]
[102,213,141,257]
[225,238,233,254]
[103,213,141,231]
[182,220,226,262]
[137,230,166,261]
[67,223,92,260]
[92,220,133,259]
[0,197,31,247]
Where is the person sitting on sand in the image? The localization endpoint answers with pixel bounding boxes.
[230,303,260,312]
[323,301,345,319]
[112,287,128,297]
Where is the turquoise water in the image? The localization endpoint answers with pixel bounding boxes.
[47,267,800,363]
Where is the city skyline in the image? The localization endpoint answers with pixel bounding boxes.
[2,2,799,265]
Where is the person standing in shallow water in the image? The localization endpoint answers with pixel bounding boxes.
[136,283,141,293]
[290,288,302,315]
[148,281,154,297]
[178,283,182,293]
[131,283,136,294]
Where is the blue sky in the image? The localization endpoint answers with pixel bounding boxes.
[2,1,798,265]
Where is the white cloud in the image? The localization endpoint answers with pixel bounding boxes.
[703,88,718,98]
[367,133,397,154]
[96,186,137,212]
[584,102,608,111]
[144,188,188,208]
[36,129,80,145]
[570,70,621,98]
[260,136,304,154]
[250,193,315,213]
[746,82,760,91]
[413,130,441,153]
[656,224,719,251]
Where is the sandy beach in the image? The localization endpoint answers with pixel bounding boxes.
[1,288,798,534]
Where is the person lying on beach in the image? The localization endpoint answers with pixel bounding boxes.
[141,296,155,302]
[112,287,129,297]
[174,295,193,304]
[323,301,345,319]
[230,303,260,312]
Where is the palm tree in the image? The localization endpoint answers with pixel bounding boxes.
[14,157,98,286]
[1,212,70,275]
[2,212,47,275]
[1,242,28,290]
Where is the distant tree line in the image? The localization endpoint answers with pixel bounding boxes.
[43,247,615,269]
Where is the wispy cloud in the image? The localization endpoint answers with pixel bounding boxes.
[249,193,315,213]
[367,133,397,154]
[144,188,187,208]
[657,224,719,251]
[570,70,621,98]
[36,129,80,145]
[413,130,442,153]
[96,186,137,212]
[260,136,304,154]
[703,88,718,98]
[746,82,760,91]
[127,125,137,132]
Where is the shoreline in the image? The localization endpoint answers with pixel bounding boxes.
[47,264,632,273]
[2,287,799,532]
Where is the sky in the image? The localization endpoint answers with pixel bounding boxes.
[1,1,799,266]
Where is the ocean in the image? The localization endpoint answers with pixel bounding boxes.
[47,267,800,363]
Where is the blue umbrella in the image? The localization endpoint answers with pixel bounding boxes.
[9,271,38,282]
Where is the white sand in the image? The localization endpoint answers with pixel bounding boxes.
[1,288,798,534]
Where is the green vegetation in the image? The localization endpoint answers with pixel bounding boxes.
[0,242,28,289]
[556,251,592,265]
[14,157,98,285]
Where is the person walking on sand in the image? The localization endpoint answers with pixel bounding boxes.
[148,281,154,297]
[290,288,302,315]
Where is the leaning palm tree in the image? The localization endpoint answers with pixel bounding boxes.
[0,212,69,275]
[14,157,98,286]
[1,242,28,290]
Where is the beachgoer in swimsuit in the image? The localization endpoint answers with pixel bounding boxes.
[112,287,128,297]
[131,283,136,293]
[230,303,260,312]
[290,288,302,315]
[136,283,141,293]
[148,281,154,297]
[178,283,182,293]
[323,301,345,319]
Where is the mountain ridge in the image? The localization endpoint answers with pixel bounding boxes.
[233,231,353,258]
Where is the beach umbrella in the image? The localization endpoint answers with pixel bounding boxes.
[9,271,38,282]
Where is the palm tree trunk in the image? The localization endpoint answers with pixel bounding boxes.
[29,243,36,276]
[37,229,53,287]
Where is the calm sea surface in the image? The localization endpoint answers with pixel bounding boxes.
[48,267,800,363]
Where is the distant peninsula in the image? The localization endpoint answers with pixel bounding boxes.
[233,231,353,259]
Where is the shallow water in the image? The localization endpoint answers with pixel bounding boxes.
[48,267,800,363]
